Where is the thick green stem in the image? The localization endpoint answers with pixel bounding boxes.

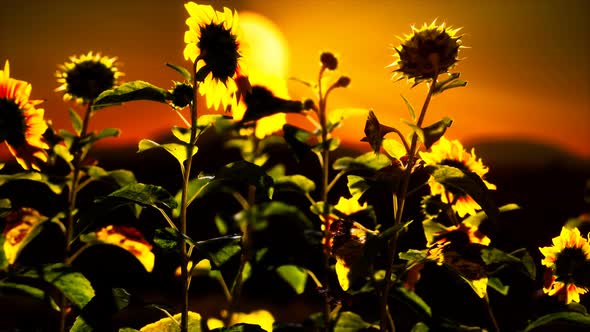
[179,61,199,332]
[379,76,438,332]
[317,66,332,332]
[60,102,93,332]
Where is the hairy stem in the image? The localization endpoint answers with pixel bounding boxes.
[380,76,438,332]
[179,61,199,332]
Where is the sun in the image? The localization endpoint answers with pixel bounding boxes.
[239,11,289,79]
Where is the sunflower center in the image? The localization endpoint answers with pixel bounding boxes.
[554,247,590,286]
[0,98,27,146]
[65,60,115,101]
[198,23,239,82]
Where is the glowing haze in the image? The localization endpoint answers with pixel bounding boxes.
[1,0,588,161]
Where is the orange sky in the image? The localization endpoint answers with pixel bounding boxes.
[1,0,589,160]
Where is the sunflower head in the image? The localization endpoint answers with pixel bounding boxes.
[55,52,122,105]
[2,207,46,265]
[539,226,590,303]
[94,225,155,272]
[420,137,496,217]
[389,20,462,84]
[184,2,247,111]
[170,82,194,109]
[0,60,49,170]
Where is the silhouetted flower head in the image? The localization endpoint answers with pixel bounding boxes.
[184,2,247,111]
[539,226,590,304]
[55,51,122,104]
[389,20,462,84]
[170,82,194,109]
[0,61,48,170]
[420,137,496,217]
[2,208,46,264]
[320,52,338,70]
[94,225,155,272]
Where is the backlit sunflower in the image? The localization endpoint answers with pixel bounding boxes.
[2,207,47,265]
[184,2,247,111]
[539,226,590,304]
[420,136,496,217]
[427,222,490,298]
[0,61,48,171]
[389,20,462,84]
[95,225,155,272]
[231,69,289,139]
[55,51,122,105]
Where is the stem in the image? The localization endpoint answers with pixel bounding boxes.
[59,102,94,332]
[179,61,199,332]
[317,66,332,332]
[485,295,500,332]
[379,76,438,332]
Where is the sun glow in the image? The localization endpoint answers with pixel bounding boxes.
[239,12,289,79]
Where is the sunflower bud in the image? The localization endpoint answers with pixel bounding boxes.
[390,21,462,83]
[320,52,338,70]
[303,98,316,110]
[334,76,351,88]
[170,82,194,108]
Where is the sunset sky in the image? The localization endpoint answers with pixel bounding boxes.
[1,0,589,160]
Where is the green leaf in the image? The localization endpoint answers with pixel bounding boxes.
[108,183,178,210]
[392,286,432,318]
[382,138,407,160]
[312,137,341,153]
[488,277,509,295]
[171,126,191,144]
[193,235,242,267]
[425,165,498,221]
[166,63,192,81]
[401,118,425,143]
[411,322,430,332]
[139,311,202,332]
[422,219,449,246]
[524,312,590,332]
[54,144,74,163]
[463,203,520,229]
[94,127,121,141]
[215,161,274,200]
[400,94,416,121]
[69,108,83,134]
[0,282,60,311]
[334,312,374,332]
[211,324,266,332]
[0,172,65,195]
[138,139,198,172]
[422,117,453,149]
[21,263,95,308]
[85,166,137,188]
[0,198,12,217]
[346,175,370,198]
[94,80,171,107]
[282,124,312,162]
[153,227,184,252]
[273,174,316,194]
[172,176,215,218]
[333,152,391,171]
[242,201,313,231]
[433,73,467,95]
[276,265,308,294]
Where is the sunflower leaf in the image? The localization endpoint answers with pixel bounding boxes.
[276,265,308,295]
[523,312,590,332]
[138,311,202,332]
[333,152,391,171]
[425,165,498,221]
[138,139,198,173]
[94,80,171,107]
[0,282,60,311]
[334,312,374,332]
[107,183,177,210]
[273,174,316,194]
[282,124,312,162]
[166,63,192,81]
[383,138,407,160]
[400,94,416,121]
[68,108,83,134]
[422,117,453,149]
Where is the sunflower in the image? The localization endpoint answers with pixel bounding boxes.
[184,2,247,111]
[539,226,590,304]
[231,69,289,139]
[389,20,462,84]
[55,51,122,105]
[420,136,496,217]
[0,61,48,171]
[94,225,155,272]
[427,223,490,298]
[2,208,47,265]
